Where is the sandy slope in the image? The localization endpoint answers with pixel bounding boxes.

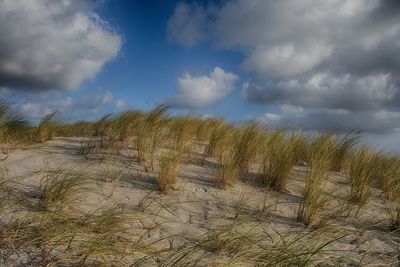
[1,138,399,266]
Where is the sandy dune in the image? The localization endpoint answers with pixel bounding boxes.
[0,138,398,266]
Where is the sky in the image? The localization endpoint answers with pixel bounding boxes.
[1,0,400,153]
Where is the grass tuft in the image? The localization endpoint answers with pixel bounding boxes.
[157,151,180,192]
[38,171,88,211]
[348,147,375,207]
[297,134,333,228]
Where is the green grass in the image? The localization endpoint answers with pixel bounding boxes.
[377,155,400,229]
[157,150,181,192]
[214,135,238,188]
[348,147,375,207]
[233,124,263,173]
[37,111,63,143]
[297,134,334,228]
[38,171,89,211]
[261,130,297,191]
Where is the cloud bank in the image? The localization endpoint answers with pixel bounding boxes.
[12,90,117,120]
[168,0,400,134]
[0,0,122,91]
[170,67,238,109]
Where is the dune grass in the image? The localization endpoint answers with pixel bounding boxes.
[348,147,375,208]
[331,133,359,173]
[157,150,181,192]
[38,171,88,211]
[37,111,63,143]
[297,135,334,228]
[1,101,399,265]
[377,155,400,229]
[261,130,297,191]
[136,105,168,169]
[233,124,263,173]
[214,135,238,188]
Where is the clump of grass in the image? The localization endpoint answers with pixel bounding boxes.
[331,133,359,173]
[80,207,130,234]
[261,130,296,191]
[0,100,31,151]
[157,151,180,192]
[204,123,232,159]
[378,156,400,229]
[214,136,238,188]
[297,135,333,228]
[162,224,345,266]
[136,105,168,169]
[37,111,63,143]
[289,130,308,165]
[169,115,196,161]
[93,114,113,137]
[38,171,88,211]
[233,124,262,173]
[110,110,145,142]
[348,147,375,207]
[196,118,221,143]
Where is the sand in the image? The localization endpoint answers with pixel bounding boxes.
[0,137,398,266]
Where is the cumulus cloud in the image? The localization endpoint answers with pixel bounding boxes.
[12,90,115,120]
[166,2,209,48]
[116,100,126,109]
[255,107,400,135]
[0,0,122,91]
[168,0,400,134]
[242,73,399,111]
[170,67,238,109]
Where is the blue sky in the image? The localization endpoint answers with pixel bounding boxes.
[1,0,400,153]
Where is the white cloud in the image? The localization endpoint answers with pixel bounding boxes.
[166,2,209,48]
[170,67,238,109]
[0,0,122,91]
[242,72,398,111]
[116,100,126,109]
[167,0,400,135]
[12,91,115,120]
[243,42,332,78]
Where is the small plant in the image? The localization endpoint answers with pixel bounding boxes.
[37,111,63,143]
[38,171,88,211]
[378,156,400,229]
[348,147,375,207]
[157,151,180,192]
[81,207,130,234]
[233,124,262,173]
[214,139,238,188]
[136,105,168,168]
[261,130,296,191]
[331,133,359,173]
[297,135,333,228]
[204,123,232,159]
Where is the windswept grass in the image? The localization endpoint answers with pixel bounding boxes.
[297,135,334,228]
[204,123,232,159]
[37,111,63,143]
[233,124,263,173]
[38,171,88,211]
[261,130,296,191]
[0,100,30,155]
[331,133,359,173]
[169,115,196,160]
[137,105,168,169]
[348,147,375,207]
[110,110,145,142]
[162,223,347,266]
[157,150,180,192]
[214,135,238,188]
[377,155,400,229]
